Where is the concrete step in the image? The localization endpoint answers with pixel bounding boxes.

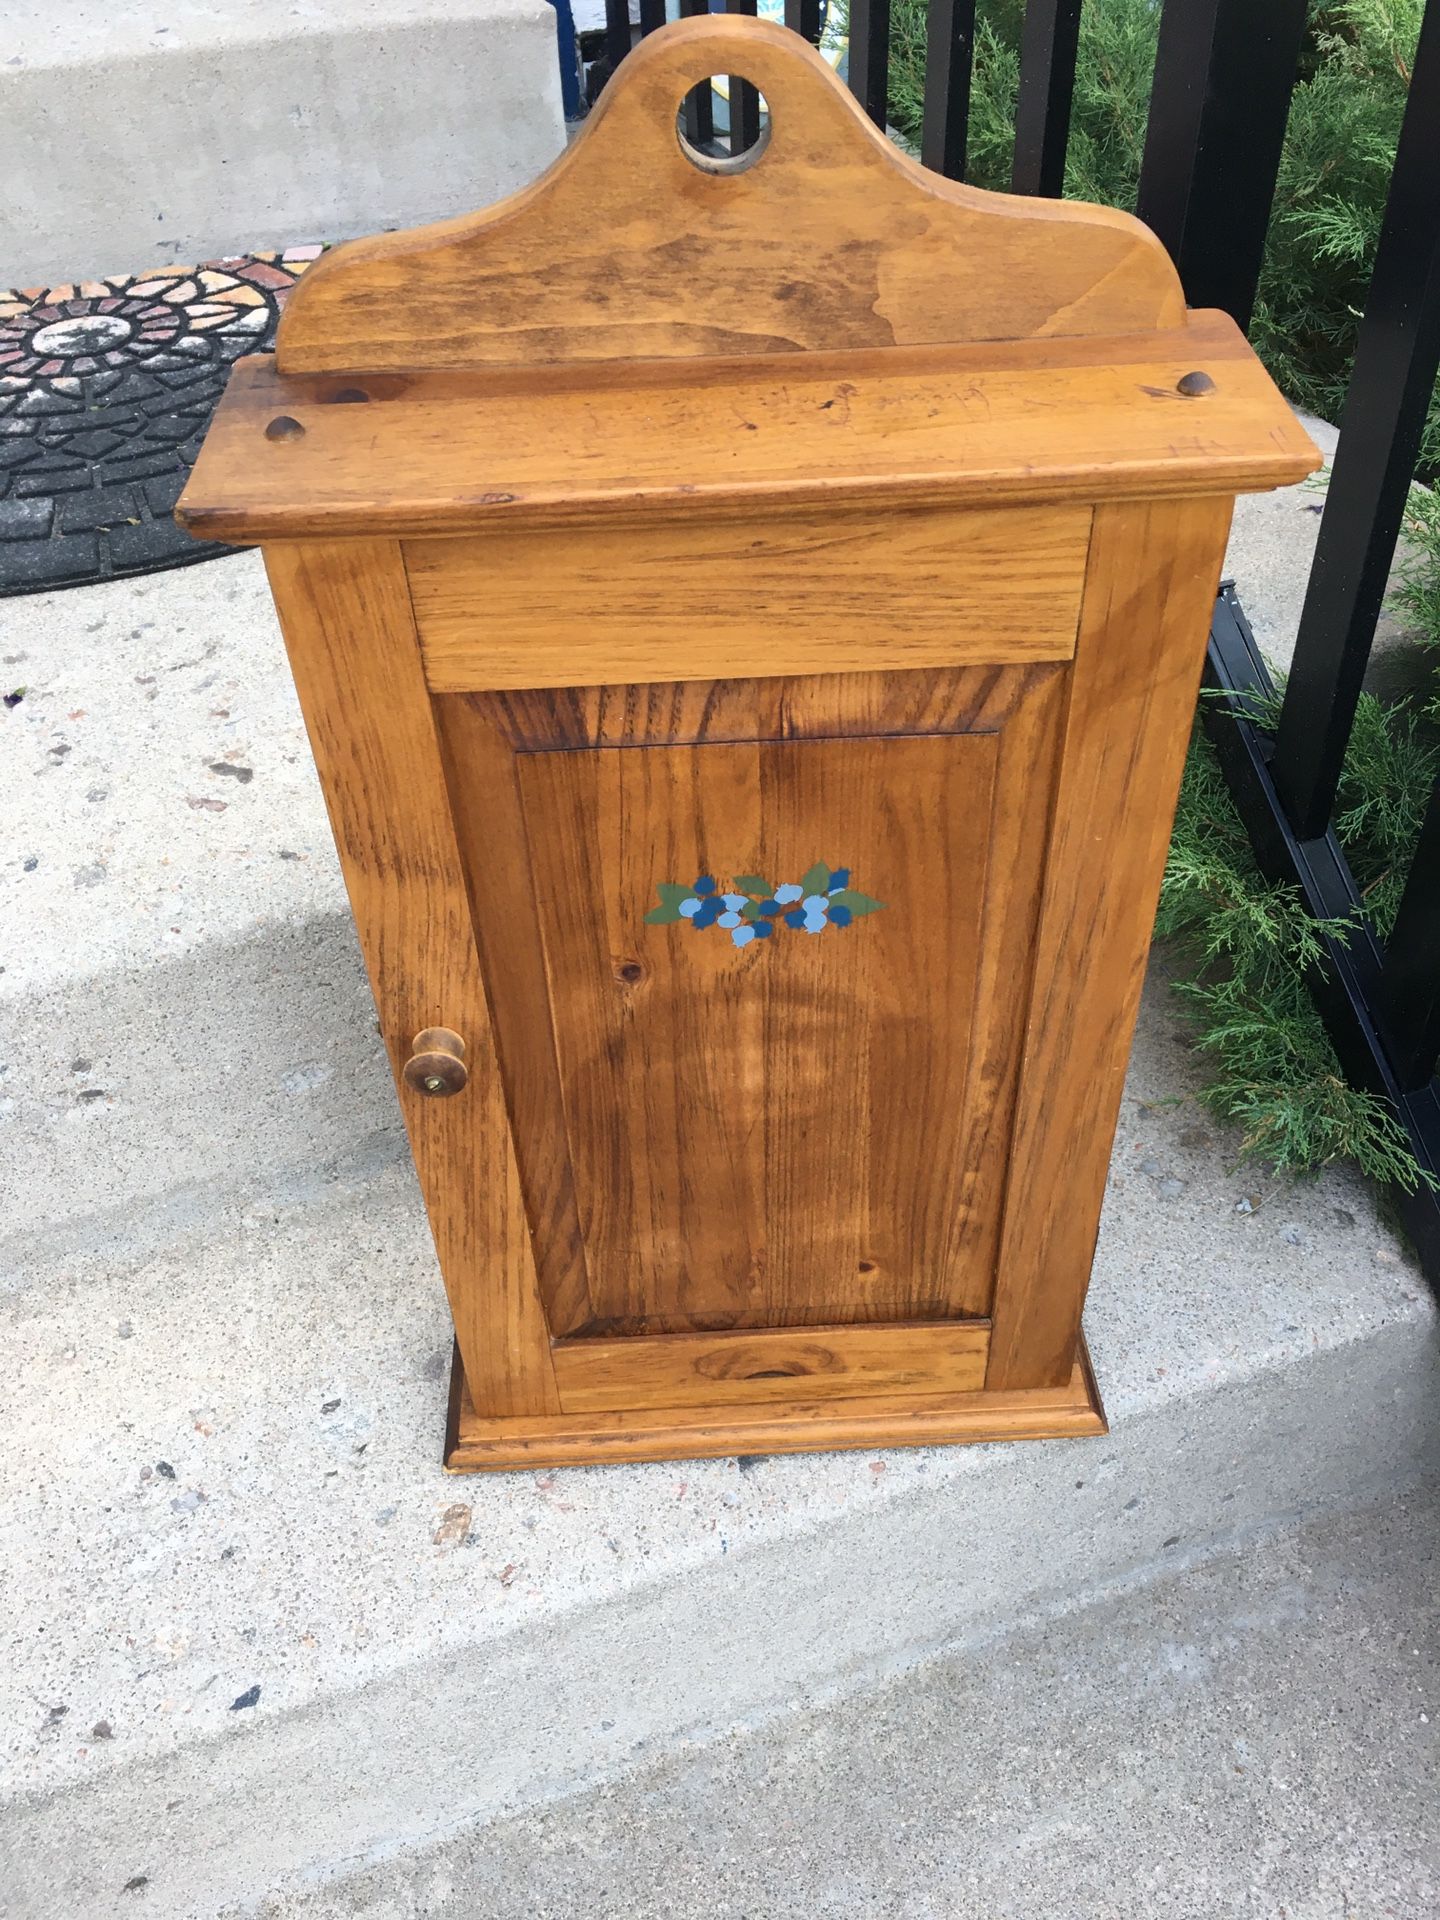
[246,1483,1440,1919]
[2,1,566,287]
[2,550,395,1255]
[2,986,1435,1914]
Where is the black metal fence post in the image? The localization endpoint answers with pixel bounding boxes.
[921,0,977,179]
[847,0,893,127]
[680,0,717,149]
[602,0,632,74]
[1011,0,1083,197]
[1383,780,1440,1093]
[726,0,764,153]
[1268,0,1440,840]
[1195,1,1440,1283]
[1136,0,1307,329]
[1205,592,1440,1277]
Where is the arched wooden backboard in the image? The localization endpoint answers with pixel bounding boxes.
[275,14,1185,374]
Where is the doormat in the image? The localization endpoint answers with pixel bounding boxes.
[0,248,320,598]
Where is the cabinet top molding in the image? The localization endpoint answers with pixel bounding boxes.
[179,316,1320,545]
[180,18,1321,544]
[270,15,1188,376]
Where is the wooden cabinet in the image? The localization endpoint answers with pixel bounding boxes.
[180,17,1319,1469]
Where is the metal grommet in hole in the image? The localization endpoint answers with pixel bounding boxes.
[324,387,371,404]
[265,414,305,441]
[1176,371,1216,397]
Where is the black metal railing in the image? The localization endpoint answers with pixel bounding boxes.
[1011,0,1081,197]
[592,0,1440,1280]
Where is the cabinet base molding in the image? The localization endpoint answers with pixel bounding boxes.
[443,1335,1106,1472]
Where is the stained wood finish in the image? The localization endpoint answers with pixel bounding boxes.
[434,663,1063,1338]
[177,316,1318,546]
[408,505,1089,692]
[180,14,1322,1470]
[426,672,596,1339]
[523,731,998,1331]
[490,659,1048,751]
[260,542,559,1417]
[446,1336,1105,1470]
[986,496,1236,1390]
[274,15,1182,376]
[552,1320,991,1414]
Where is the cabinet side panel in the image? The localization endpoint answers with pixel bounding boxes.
[262,540,560,1418]
[986,495,1235,1390]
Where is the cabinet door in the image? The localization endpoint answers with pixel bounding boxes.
[262,497,1228,1458]
[434,665,1066,1344]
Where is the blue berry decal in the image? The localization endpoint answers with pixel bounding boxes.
[644,863,885,949]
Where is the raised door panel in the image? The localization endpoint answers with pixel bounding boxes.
[436,663,1066,1341]
[517,729,996,1331]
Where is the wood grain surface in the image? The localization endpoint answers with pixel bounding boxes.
[178,316,1319,546]
[551,1319,991,1413]
[408,505,1088,691]
[483,660,1053,751]
[193,13,1321,1464]
[986,496,1236,1390]
[523,731,998,1331]
[445,1336,1106,1470]
[274,15,1182,376]
[261,541,560,1416]
[435,664,1063,1339]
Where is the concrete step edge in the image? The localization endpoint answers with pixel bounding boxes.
[6,1296,1437,1919]
[232,1484,1440,1920]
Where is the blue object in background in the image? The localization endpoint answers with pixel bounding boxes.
[546,0,583,119]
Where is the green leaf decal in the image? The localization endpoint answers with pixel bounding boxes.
[732,874,771,897]
[827,889,884,917]
[644,881,693,924]
[799,861,831,895]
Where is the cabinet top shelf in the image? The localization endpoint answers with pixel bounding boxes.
[179,313,1319,546]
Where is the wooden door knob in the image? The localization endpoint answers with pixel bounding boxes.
[402,1027,468,1097]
